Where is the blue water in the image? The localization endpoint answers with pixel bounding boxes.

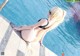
[0,0,80,56]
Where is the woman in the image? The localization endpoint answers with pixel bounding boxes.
[11,7,66,46]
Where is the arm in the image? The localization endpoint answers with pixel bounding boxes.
[13,26,32,31]
[13,19,47,31]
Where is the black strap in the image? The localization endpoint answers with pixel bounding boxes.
[38,18,49,29]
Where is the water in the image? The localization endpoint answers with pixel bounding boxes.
[0,0,80,56]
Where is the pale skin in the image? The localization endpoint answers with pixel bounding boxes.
[12,7,66,45]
